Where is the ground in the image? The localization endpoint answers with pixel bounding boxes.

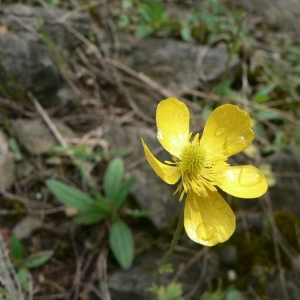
[0,0,300,299]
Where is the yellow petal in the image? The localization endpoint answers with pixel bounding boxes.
[184,191,235,246]
[218,165,268,198]
[141,138,181,184]
[200,104,254,157]
[157,98,189,158]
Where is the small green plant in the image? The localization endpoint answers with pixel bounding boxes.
[200,279,243,300]
[136,0,169,37]
[149,264,183,300]
[9,235,53,290]
[46,157,136,269]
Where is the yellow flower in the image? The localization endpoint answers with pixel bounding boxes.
[141,98,268,246]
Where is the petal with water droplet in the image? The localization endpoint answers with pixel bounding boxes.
[218,165,268,198]
[184,191,235,246]
[200,104,254,157]
[157,98,190,158]
[141,138,181,184]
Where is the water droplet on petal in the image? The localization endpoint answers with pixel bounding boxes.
[238,167,264,187]
[157,128,163,140]
[224,136,247,152]
[213,197,226,209]
[196,223,216,241]
[215,127,226,136]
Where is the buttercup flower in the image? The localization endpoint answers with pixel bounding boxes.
[141,98,268,246]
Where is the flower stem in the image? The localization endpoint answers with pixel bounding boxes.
[157,207,184,286]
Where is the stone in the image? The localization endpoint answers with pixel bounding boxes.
[0,129,15,192]
[108,250,215,300]
[0,4,91,48]
[263,148,300,218]
[103,125,181,229]
[239,0,300,42]
[0,4,90,106]
[120,36,240,96]
[12,216,42,239]
[0,32,63,106]
[12,119,76,155]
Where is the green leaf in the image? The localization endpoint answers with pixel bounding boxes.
[253,93,269,104]
[47,179,102,213]
[10,235,24,261]
[74,211,107,225]
[109,220,134,269]
[114,176,135,208]
[9,138,23,161]
[18,267,30,290]
[25,250,54,269]
[103,158,124,200]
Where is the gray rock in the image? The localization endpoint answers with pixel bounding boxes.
[240,0,300,42]
[0,130,15,192]
[263,148,300,218]
[0,4,91,48]
[0,32,63,106]
[120,36,240,96]
[12,119,76,155]
[12,216,42,239]
[108,250,215,300]
[103,125,182,229]
[0,4,90,106]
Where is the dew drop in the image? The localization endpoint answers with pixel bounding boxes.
[157,128,163,140]
[224,136,247,152]
[214,127,226,137]
[213,197,226,209]
[196,223,216,241]
[238,167,264,187]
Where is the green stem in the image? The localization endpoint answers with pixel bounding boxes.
[157,207,185,286]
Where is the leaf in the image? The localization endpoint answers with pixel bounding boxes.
[18,267,30,290]
[46,179,110,214]
[74,211,107,225]
[103,158,124,200]
[113,176,135,209]
[253,84,276,104]
[25,250,54,269]
[10,235,24,261]
[109,220,134,269]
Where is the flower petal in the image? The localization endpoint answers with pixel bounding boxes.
[141,138,181,184]
[218,165,268,198]
[184,191,235,246]
[200,104,254,157]
[157,98,190,158]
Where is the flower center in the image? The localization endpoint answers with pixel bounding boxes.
[181,144,206,174]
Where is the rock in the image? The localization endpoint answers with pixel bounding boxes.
[103,125,181,229]
[0,4,91,106]
[0,4,91,48]
[108,250,215,300]
[263,148,300,218]
[120,36,240,96]
[12,119,76,155]
[0,129,15,192]
[12,216,42,239]
[0,32,64,106]
[239,0,300,42]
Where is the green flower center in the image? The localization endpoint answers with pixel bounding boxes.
[181,144,206,174]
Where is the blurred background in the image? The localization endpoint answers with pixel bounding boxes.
[0,0,300,299]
